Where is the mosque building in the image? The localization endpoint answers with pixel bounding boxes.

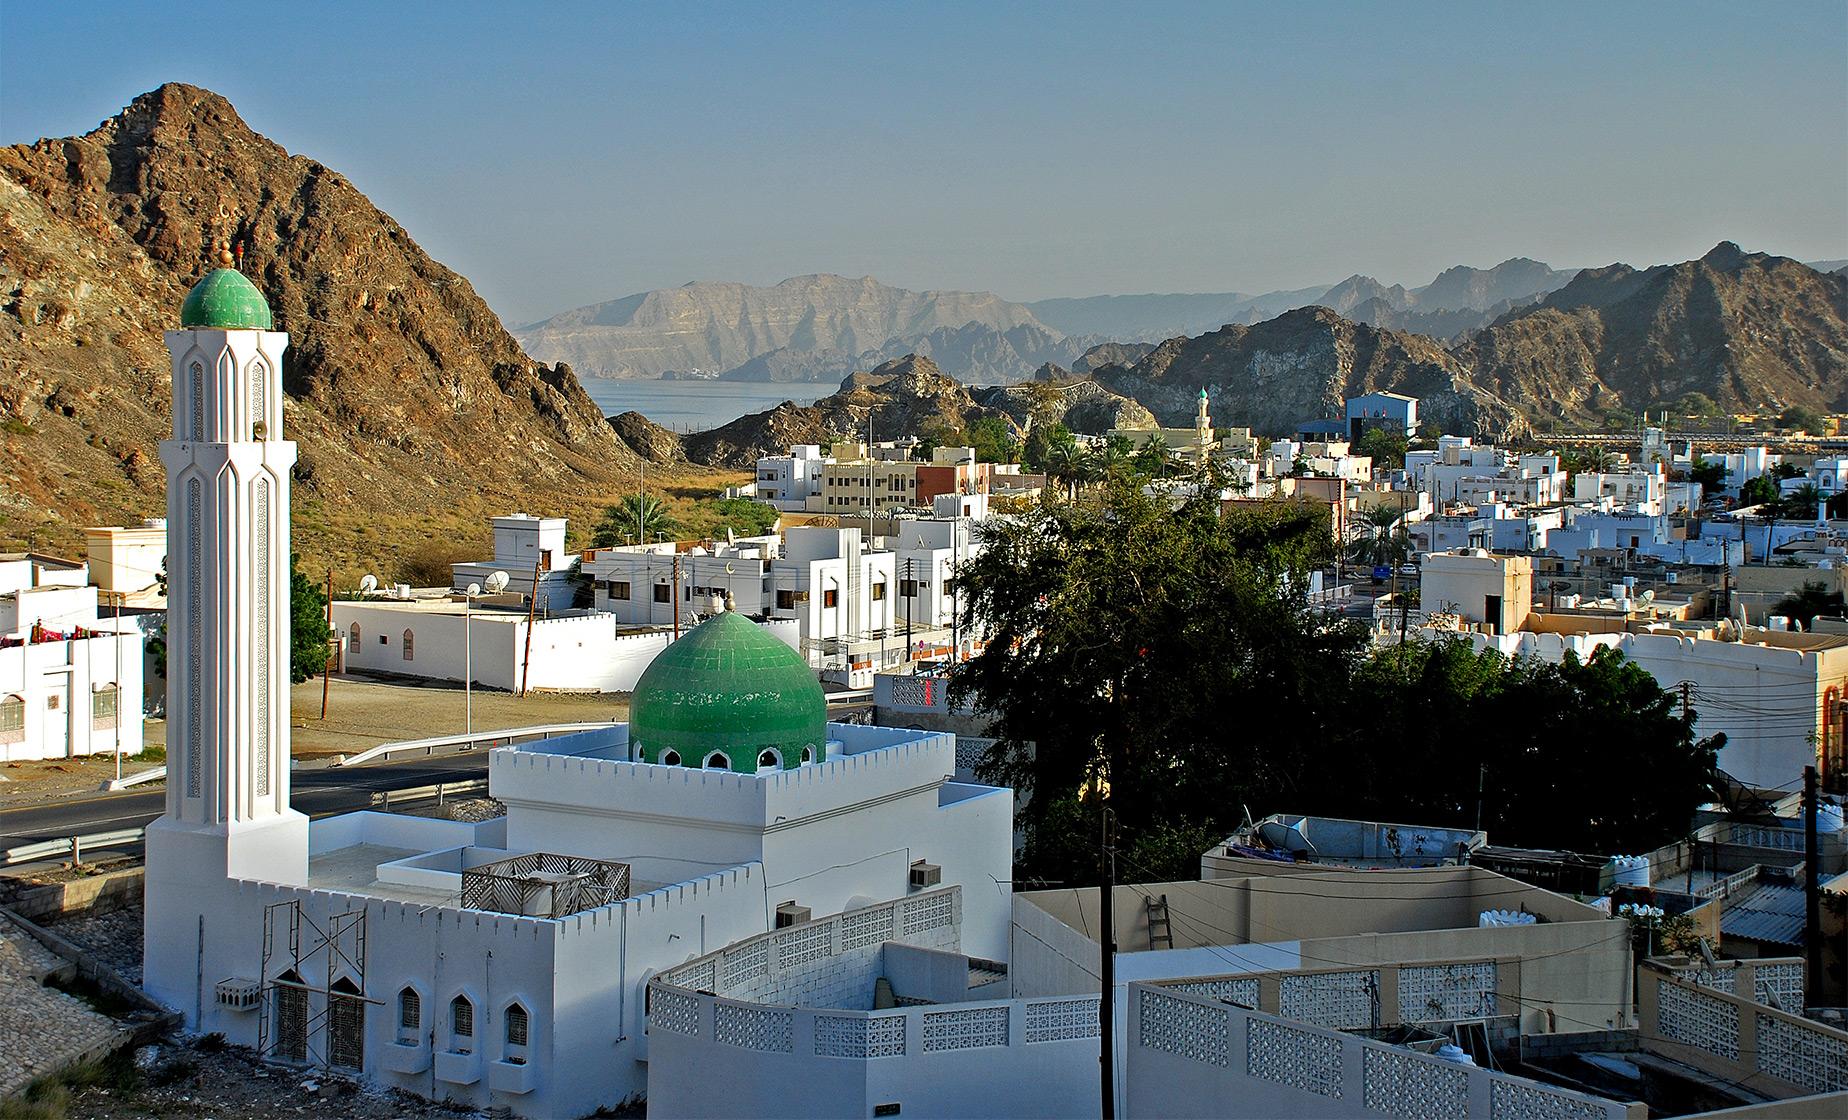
[140,260,1014,1117]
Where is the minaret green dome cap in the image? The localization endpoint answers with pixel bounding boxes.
[181,268,273,329]
[629,610,827,772]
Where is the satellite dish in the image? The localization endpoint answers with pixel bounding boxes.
[466,583,482,597]
[359,574,378,594]
[485,571,510,594]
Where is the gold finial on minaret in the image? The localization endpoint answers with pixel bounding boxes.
[215,241,234,268]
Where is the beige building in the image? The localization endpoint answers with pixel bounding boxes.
[84,520,168,600]
[819,457,922,513]
[1421,548,1534,635]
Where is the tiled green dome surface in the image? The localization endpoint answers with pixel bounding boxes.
[180,268,273,329]
[630,610,827,771]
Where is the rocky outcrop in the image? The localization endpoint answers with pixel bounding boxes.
[609,411,685,463]
[1092,306,1525,439]
[976,379,1157,435]
[1454,243,1848,424]
[1072,341,1156,373]
[0,84,634,565]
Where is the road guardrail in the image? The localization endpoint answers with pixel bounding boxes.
[336,722,617,767]
[2,828,146,867]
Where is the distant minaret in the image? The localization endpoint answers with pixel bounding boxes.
[145,248,306,889]
[1195,388,1212,451]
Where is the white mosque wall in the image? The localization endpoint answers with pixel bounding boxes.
[493,726,1014,961]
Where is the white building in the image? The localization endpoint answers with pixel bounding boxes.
[330,593,801,694]
[141,266,1015,1118]
[584,536,781,624]
[1,557,143,762]
[755,444,833,511]
[451,514,581,612]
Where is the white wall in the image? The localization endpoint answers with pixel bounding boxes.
[0,626,144,761]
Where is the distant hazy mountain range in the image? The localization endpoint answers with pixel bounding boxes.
[516,259,1584,384]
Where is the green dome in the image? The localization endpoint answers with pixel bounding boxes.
[180,268,273,329]
[630,611,827,772]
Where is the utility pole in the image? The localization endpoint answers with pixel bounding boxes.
[1804,764,1822,1009]
[518,559,542,697]
[1098,803,1116,1120]
[904,557,914,663]
[320,570,333,721]
[1473,763,1486,833]
[112,591,123,784]
[672,551,682,641]
[638,459,646,544]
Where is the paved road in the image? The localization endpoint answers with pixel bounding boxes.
[0,753,490,848]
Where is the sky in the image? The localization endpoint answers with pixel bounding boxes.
[3,1,1845,326]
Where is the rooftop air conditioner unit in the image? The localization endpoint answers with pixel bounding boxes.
[909,860,941,891]
[774,902,811,928]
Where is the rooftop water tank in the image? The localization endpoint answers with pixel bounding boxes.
[1819,803,1845,834]
[1479,909,1538,928]
[1608,855,1650,888]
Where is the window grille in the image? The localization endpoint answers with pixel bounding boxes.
[506,1004,529,1048]
[452,996,474,1039]
[399,988,421,1030]
[402,630,415,660]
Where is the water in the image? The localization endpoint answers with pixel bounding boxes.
[580,379,832,432]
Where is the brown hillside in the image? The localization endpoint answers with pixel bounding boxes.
[0,83,639,577]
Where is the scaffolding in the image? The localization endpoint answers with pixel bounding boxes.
[256,900,372,1070]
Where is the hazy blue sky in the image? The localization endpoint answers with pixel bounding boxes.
[4,1,1845,325]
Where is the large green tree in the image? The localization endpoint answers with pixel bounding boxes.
[593,494,681,547]
[289,554,330,684]
[950,478,1357,882]
[951,481,1721,882]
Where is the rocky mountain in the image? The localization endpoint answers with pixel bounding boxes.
[1454,243,1848,424]
[0,83,634,567]
[1030,260,1577,343]
[1090,306,1525,439]
[517,275,1048,379]
[1072,341,1156,372]
[712,319,1100,386]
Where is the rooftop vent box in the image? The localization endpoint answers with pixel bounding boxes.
[909,861,941,890]
[774,902,811,928]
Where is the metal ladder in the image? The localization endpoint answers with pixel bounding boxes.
[1147,893,1174,950]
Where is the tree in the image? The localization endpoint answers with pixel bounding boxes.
[703,497,779,537]
[1351,426,1409,470]
[1739,475,1780,508]
[1779,404,1827,434]
[1347,504,1408,569]
[289,554,330,685]
[1677,392,1721,420]
[1773,462,1803,481]
[963,416,1020,464]
[1829,490,1848,520]
[949,478,1357,881]
[1784,483,1822,521]
[1774,581,1847,629]
[1687,457,1727,498]
[593,494,680,547]
[1131,435,1172,481]
[1039,432,1086,502]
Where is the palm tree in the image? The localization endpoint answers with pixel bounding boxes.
[1042,437,1086,502]
[1347,505,1407,569]
[593,494,679,547]
[1784,483,1822,521]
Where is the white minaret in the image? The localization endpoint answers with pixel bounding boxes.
[145,252,307,907]
[1195,387,1213,451]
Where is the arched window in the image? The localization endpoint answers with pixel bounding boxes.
[704,752,729,769]
[398,987,421,1032]
[349,622,361,648]
[800,746,814,764]
[450,995,474,1048]
[660,749,681,766]
[505,1003,529,1049]
[402,629,415,661]
[757,749,779,772]
[329,976,365,1071]
[273,969,308,1063]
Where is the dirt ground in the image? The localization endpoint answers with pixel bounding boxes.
[0,676,628,806]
